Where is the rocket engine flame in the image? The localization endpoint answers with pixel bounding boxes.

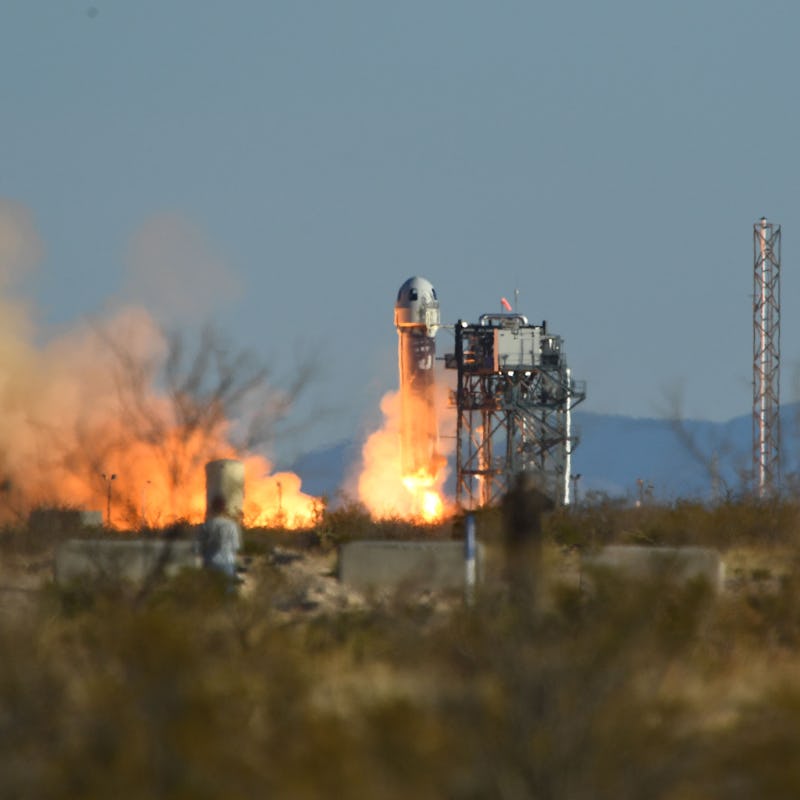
[355,277,452,523]
[356,389,451,522]
[402,470,444,523]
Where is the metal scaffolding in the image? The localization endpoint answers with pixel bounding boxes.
[753,217,781,497]
[448,314,585,508]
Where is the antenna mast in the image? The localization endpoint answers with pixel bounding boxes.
[753,216,781,497]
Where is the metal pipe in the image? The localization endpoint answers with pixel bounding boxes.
[564,367,572,504]
[464,513,476,605]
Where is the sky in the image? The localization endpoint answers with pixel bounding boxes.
[2,0,800,462]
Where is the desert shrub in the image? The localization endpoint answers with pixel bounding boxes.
[314,500,375,542]
[700,684,800,799]
[315,501,452,545]
[0,565,722,798]
[241,526,320,556]
[5,500,800,796]
[547,496,800,552]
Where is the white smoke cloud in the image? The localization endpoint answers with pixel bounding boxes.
[122,212,242,324]
[0,199,317,526]
[0,199,43,286]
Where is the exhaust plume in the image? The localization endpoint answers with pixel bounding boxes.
[355,379,453,523]
[0,201,317,528]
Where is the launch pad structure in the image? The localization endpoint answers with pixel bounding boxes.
[447,313,586,508]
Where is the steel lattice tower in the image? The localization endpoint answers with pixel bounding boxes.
[449,315,585,508]
[753,217,781,497]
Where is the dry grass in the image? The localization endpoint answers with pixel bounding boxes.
[0,497,800,797]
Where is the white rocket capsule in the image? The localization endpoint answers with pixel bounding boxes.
[394,276,441,478]
[394,276,440,336]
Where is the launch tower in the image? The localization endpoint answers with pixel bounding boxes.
[447,313,585,507]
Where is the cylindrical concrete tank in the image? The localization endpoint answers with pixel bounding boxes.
[205,459,245,520]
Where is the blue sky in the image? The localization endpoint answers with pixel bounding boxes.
[2,1,800,459]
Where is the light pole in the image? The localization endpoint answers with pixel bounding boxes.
[276,480,285,525]
[570,473,582,506]
[102,473,117,526]
[141,479,152,526]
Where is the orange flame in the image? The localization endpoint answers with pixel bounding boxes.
[356,384,453,523]
[402,469,444,523]
[242,464,319,528]
[0,303,318,529]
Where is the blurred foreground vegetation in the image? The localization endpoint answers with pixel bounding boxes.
[3,497,800,797]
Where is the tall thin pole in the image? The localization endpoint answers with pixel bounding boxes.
[564,367,572,504]
[753,217,781,497]
[102,472,117,526]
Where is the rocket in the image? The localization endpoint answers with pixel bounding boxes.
[394,277,442,478]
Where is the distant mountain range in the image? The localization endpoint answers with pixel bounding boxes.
[291,407,800,503]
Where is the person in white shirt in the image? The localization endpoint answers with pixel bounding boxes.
[198,495,242,581]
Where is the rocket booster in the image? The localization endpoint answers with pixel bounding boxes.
[394,277,441,478]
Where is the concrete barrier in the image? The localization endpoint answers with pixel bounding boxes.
[581,545,724,591]
[55,539,200,585]
[339,540,483,592]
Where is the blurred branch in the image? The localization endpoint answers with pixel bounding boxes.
[661,386,737,501]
